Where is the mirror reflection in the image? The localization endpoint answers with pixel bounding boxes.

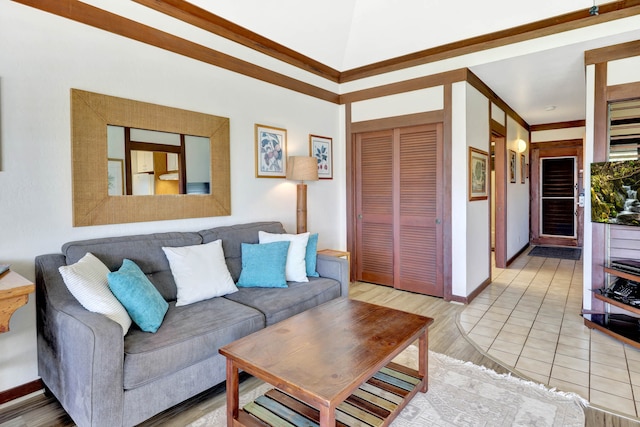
[107,126,211,196]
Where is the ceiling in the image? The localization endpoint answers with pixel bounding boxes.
[182,0,640,126]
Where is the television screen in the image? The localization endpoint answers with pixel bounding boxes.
[591,160,640,226]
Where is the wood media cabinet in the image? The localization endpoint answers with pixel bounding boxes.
[586,266,640,349]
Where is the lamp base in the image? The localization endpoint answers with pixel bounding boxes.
[296,183,307,234]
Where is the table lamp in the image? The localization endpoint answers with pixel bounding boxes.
[286,156,319,233]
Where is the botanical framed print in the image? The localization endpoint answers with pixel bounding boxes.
[509,150,517,183]
[469,147,488,201]
[255,124,287,178]
[309,134,333,179]
[107,158,124,196]
[520,154,526,184]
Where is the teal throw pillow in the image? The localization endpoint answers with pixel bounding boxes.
[305,233,320,277]
[107,259,169,333]
[237,241,290,288]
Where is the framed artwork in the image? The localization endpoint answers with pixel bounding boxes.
[509,150,517,183]
[469,147,488,201]
[309,134,333,179]
[107,158,124,196]
[520,154,526,184]
[255,124,287,178]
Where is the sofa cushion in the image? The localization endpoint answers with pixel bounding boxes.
[199,222,286,282]
[224,277,341,326]
[62,232,203,301]
[108,259,169,333]
[259,231,310,283]
[237,241,289,288]
[58,252,132,336]
[162,240,238,306]
[122,298,264,390]
[306,233,320,277]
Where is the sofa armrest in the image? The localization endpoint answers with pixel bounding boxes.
[35,254,125,427]
[315,254,349,297]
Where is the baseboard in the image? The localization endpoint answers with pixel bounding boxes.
[450,244,530,304]
[506,243,530,267]
[449,294,467,304]
[449,277,492,305]
[0,379,43,405]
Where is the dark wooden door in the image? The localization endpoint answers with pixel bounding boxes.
[355,130,394,286]
[355,124,443,297]
[541,157,576,237]
[530,141,583,247]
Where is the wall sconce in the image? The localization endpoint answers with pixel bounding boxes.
[286,156,318,233]
[517,139,527,153]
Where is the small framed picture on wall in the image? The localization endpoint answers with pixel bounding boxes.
[309,134,333,179]
[520,154,526,184]
[255,124,287,178]
[469,147,488,201]
[509,150,517,183]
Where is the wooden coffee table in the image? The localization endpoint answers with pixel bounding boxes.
[219,297,434,427]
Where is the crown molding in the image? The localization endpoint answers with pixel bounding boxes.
[133,0,640,84]
[133,0,341,82]
[12,0,340,103]
[340,0,640,82]
[530,121,586,132]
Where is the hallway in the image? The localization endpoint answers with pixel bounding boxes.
[460,248,640,419]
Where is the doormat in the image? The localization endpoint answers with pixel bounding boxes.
[529,246,582,260]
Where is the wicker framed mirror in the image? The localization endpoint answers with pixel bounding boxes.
[71,89,230,226]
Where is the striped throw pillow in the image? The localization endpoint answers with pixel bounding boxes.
[59,252,132,335]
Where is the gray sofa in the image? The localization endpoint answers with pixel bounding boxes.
[35,222,348,427]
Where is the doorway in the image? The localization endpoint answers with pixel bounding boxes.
[540,157,577,238]
[530,140,584,247]
[354,123,444,297]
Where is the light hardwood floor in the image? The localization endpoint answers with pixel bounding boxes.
[1,276,639,426]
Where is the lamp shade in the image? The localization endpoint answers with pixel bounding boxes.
[286,156,318,181]
[517,139,527,153]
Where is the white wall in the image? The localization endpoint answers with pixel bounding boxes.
[0,2,344,391]
[451,82,467,297]
[491,103,506,125]
[531,127,585,143]
[351,86,444,122]
[608,55,640,85]
[465,84,491,295]
[583,64,596,312]
[505,117,530,259]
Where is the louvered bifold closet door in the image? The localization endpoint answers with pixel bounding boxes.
[395,124,442,296]
[356,130,394,286]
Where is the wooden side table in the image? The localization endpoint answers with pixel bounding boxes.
[0,270,35,333]
[317,249,351,281]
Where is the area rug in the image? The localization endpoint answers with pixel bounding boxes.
[188,346,586,427]
[528,245,582,260]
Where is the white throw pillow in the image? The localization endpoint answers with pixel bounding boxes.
[259,231,310,283]
[162,239,238,306]
[59,252,132,336]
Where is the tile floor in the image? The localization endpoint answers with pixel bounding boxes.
[459,248,640,419]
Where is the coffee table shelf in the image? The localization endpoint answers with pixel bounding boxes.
[242,361,421,427]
